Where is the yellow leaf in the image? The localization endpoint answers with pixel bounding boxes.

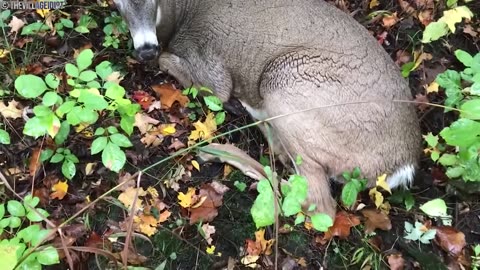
[369,187,384,208]
[255,229,274,255]
[147,186,159,198]
[136,214,158,236]
[118,187,146,210]
[85,163,96,176]
[426,81,439,93]
[369,0,379,9]
[160,124,176,136]
[188,112,217,144]
[177,187,196,208]
[412,51,432,71]
[0,49,10,59]
[206,245,215,254]
[223,164,233,178]
[36,9,50,18]
[50,181,68,200]
[439,6,474,33]
[241,255,259,268]
[191,160,200,171]
[376,174,391,194]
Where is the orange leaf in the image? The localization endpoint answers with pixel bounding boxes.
[151,83,189,110]
[50,181,69,200]
[323,211,361,241]
[433,226,466,257]
[29,148,42,176]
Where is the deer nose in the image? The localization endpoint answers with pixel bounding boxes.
[135,44,159,61]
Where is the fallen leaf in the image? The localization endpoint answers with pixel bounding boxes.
[151,83,189,109]
[105,71,123,84]
[414,94,430,111]
[426,81,439,93]
[189,182,229,224]
[85,162,97,176]
[376,174,391,194]
[206,245,216,254]
[433,226,466,257]
[361,209,392,234]
[369,187,384,209]
[159,123,176,136]
[132,91,155,110]
[50,181,69,200]
[201,224,216,244]
[136,214,158,236]
[29,148,42,176]
[369,0,379,9]
[382,12,399,28]
[118,187,147,210]
[463,25,478,37]
[188,112,217,145]
[134,113,160,134]
[8,16,25,33]
[168,139,186,151]
[192,160,200,171]
[148,100,161,112]
[178,187,196,208]
[387,253,405,270]
[0,100,23,119]
[440,6,474,33]
[322,211,361,241]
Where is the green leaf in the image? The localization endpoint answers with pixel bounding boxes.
[438,153,458,166]
[352,167,361,179]
[61,160,76,179]
[36,246,60,265]
[65,63,79,78]
[60,18,73,28]
[23,194,40,210]
[66,106,82,125]
[74,25,89,33]
[102,142,126,173]
[250,179,275,228]
[215,111,226,125]
[33,105,52,117]
[105,84,125,100]
[42,92,59,107]
[446,166,465,178]
[440,118,480,147]
[282,175,308,217]
[455,49,473,67]
[26,208,49,222]
[17,224,40,243]
[95,61,114,80]
[424,132,439,148]
[421,21,449,43]
[87,80,102,89]
[7,200,25,217]
[460,99,480,120]
[94,127,105,136]
[50,153,64,163]
[91,136,108,155]
[234,181,247,192]
[31,229,53,246]
[15,75,47,98]
[120,115,135,135]
[109,133,133,148]
[40,149,54,162]
[44,73,60,89]
[107,126,118,134]
[310,213,334,232]
[54,121,70,145]
[420,198,448,217]
[78,107,99,124]
[0,204,4,220]
[8,216,21,228]
[78,70,97,82]
[203,96,223,111]
[78,89,108,110]
[0,241,20,269]
[0,129,10,144]
[23,117,47,138]
[76,49,93,71]
[436,70,461,90]
[341,181,358,207]
[294,214,305,225]
[21,22,50,35]
[55,100,76,117]
[404,193,415,211]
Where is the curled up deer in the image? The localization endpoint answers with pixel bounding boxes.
[113,0,422,219]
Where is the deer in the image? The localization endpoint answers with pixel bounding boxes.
[113,0,421,219]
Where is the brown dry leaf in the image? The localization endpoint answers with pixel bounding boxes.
[413,51,432,71]
[361,209,392,234]
[105,71,123,84]
[118,187,147,210]
[397,0,415,15]
[322,211,361,241]
[50,181,68,200]
[189,182,229,224]
[433,226,466,257]
[151,83,189,109]
[463,25,478,37]
[387,253,405,270]
[8,16,25,33]
[395,50,411,65]
[140,132,164,147]
[0,100,23,119]
[415,93,429,111]
[134,113,160,134]
[382,12,399,28]
[419,9,434,26]
[168,139,186,151]
[29,148,42,176]
[188,112,217,145]
[201,224,216,245]
[245,229,274,256]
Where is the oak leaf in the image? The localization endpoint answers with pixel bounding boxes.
[322,211,361,241]
[151,83,189,109]
[0,100,23,119]
[361,208,392,234]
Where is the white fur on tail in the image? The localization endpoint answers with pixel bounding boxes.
[387,164,415,189]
